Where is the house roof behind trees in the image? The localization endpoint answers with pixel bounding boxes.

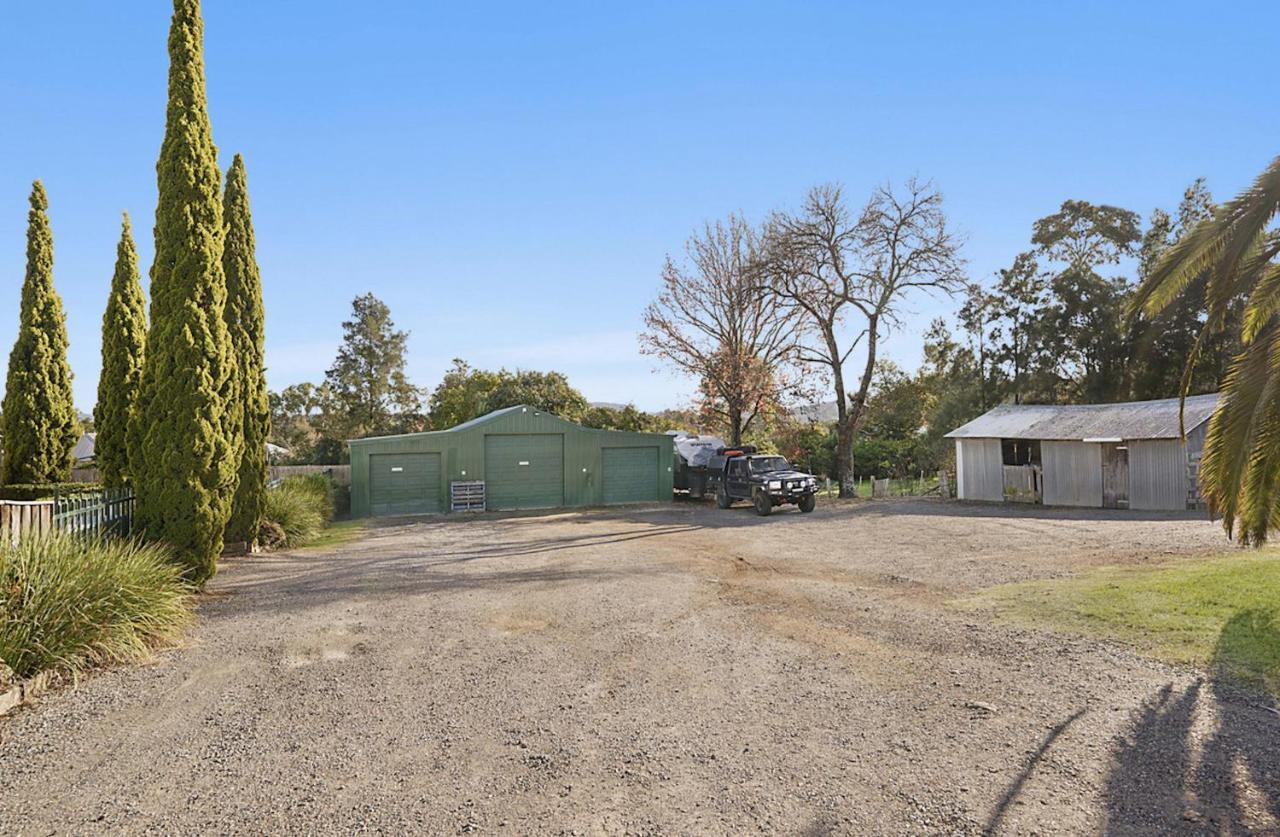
[944,394,1219,441]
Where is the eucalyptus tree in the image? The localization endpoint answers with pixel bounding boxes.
[640,214,802,446]
[761,179,965,496]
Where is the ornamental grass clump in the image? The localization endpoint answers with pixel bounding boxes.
[284,473,336,523]
[260,476,334,549]
[0,534,194,680]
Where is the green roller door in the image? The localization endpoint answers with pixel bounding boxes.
[484,434,564,510]
[369,452,441,516]
[602,446,659,504]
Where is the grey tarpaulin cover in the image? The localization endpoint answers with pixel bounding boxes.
[670,433,726,468]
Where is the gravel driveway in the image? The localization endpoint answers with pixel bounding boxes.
[2,498,1277,835]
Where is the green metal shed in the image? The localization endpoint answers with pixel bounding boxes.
[348,405,675,518]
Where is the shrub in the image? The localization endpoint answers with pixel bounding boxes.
[0,534,194,680]
[283,474,336,523]
[257,519,287,551]
[260,477,329,548]
[128,0,236,585]
[332,482,351,519]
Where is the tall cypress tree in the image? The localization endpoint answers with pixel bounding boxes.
[1,182,78,485]
[129,0,237,582]
[222,154,269,544]
[93,214,147,488]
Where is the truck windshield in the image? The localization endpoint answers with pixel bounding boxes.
[748,457,790,474]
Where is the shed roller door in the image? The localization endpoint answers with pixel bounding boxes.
[369,452,441,516]
[484,434,564,510]
[603,446,659,504]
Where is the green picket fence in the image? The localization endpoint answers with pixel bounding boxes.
[52,487,134,537]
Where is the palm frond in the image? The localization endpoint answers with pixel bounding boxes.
[1242,239,1280,343]
[1200,317,1280,544]
[1133,155,1280,318]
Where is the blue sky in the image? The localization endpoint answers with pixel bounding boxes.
[1,2,1277,413]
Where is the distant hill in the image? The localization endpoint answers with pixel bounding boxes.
[589,400,842,424]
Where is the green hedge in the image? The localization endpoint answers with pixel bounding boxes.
[0,482,103,501]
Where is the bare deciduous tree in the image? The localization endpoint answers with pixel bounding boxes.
[640,214,801,445]
[762,179,965,495]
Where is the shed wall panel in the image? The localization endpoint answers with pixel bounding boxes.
[957,439,1003,501]
[1042,441,1103,507]
[1129,439,1188,510]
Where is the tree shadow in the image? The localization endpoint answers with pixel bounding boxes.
[866,498,1211,525]
[205,518,706,619]
[1103,609,1280,834]
[984,707,1088,835]
[632,495,1215,529]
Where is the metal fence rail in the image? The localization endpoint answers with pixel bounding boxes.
[51,487,134,537]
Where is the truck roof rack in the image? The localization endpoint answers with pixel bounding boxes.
[716,445,758,456]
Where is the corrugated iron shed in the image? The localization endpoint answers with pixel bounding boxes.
[945,394,1218,441]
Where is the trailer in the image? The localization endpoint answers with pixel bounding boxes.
[670,433,726,499]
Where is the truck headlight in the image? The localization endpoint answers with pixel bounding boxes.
[768,480,782,490]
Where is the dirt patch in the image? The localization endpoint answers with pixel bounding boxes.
[1,498,1274,834]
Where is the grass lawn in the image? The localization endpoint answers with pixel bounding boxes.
[967,551,1280,697]
[296,519,368,551]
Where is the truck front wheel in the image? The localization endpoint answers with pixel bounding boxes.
[798,494,816,513]
[753,490,773,516]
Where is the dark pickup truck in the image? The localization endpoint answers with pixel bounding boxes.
[712,450,818,516]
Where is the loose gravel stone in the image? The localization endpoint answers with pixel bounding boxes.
[0,499,1276,835]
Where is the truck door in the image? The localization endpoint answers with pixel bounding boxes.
[727,458,748,498]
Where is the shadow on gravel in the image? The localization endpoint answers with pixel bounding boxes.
[413,524,704,560]
[852,499,1208,525]
[1102,611,1280,834]
[208,523,692,616]
[984,707,1088,835]
[212,553,646,616]
[621,496,1212,530]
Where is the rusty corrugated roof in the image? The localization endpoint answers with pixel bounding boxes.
[944,393,1219,441]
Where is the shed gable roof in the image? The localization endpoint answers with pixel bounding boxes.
[347,405,671,445]
[944,393,1219,441]
[446,404,529,432]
